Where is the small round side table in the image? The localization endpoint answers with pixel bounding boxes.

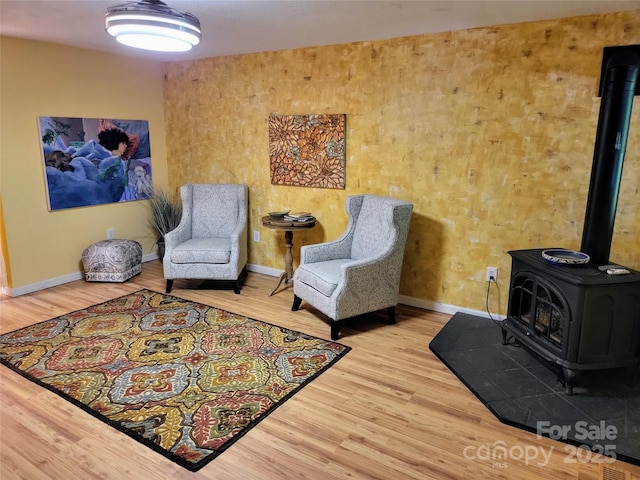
[261,215,316,295]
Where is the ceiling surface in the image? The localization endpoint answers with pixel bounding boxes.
[1,1,639,62]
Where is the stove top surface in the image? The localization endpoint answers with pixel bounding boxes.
[509,249,640,286]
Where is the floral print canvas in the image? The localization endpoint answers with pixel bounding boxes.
[269,114,346,189]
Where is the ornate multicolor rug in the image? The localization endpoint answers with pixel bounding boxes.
[0,289,351,471]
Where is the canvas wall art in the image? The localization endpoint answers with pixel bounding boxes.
[39,116,153,211]
[269,114,346,189]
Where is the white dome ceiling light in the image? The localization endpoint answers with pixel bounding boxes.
[105,0,201,53]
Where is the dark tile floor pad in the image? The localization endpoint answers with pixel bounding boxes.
[429,313,640,466]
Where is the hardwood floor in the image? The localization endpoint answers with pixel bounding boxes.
[1,261,638,479]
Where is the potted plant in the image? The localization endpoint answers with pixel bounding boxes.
[148,188,182,260]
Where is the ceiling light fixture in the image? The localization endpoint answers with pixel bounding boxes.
[105,0,201,53]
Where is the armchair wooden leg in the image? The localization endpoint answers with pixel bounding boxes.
[232,268,247,294]
[291,295,302,311]
[166,279,174,293]
[387,306,396,325]
[331,321,341,341]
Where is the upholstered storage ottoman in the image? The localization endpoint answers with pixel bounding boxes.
[82,239,142,282]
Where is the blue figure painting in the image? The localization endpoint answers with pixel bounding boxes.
[39,116,153,211]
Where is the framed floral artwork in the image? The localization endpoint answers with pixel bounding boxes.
[39,116,153,211]
[269,114,346,189]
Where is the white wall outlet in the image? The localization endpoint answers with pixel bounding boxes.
[107,228,115,240]
[486,267,498,282]
[253,230,260,242]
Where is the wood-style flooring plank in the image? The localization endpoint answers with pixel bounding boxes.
[1,260,638,479]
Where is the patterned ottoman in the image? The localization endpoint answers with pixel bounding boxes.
[82,239,142,282]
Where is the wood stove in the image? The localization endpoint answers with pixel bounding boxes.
[504,249,640,394]
[502,45,640,394]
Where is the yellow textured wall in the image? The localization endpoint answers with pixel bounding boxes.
[0,37,168,290]
[162,11,640,314]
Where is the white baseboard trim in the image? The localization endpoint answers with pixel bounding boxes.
[398,294,505,320]
[2,260,504,321]
[3,253,160,298]
[143,252,159,262]
[246,263,283,277]
[5,271,85,297]
[248,265,505,320]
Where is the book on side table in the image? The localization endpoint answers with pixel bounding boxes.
[284,212,314,222]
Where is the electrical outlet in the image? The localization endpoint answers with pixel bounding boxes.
[107,228,115,240]
[253,230,260,242]
[486,267,498,282]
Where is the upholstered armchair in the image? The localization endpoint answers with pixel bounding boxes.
[163,184,248,294]
[291,194,413,340]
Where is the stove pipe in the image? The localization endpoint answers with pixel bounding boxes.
[580,46,640,264]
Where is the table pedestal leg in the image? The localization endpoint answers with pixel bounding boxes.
[284,230,294,282]
[269,230,295,296]
[269,272,288,296]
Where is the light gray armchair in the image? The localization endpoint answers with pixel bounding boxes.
[291,194,413,340]
[163,184,248,294]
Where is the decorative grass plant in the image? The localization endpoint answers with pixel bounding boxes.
[148,189,182,259]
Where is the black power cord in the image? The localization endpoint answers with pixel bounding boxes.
[485,276,500,325]
[485,275,519,346]
[485,275,498,322]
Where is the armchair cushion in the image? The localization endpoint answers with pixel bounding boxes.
[295,258,357,297]
[170,238,231,264]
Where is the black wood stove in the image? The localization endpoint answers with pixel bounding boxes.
[502,45,640,395]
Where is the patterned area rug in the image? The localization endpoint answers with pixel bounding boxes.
[0,289,351,471]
